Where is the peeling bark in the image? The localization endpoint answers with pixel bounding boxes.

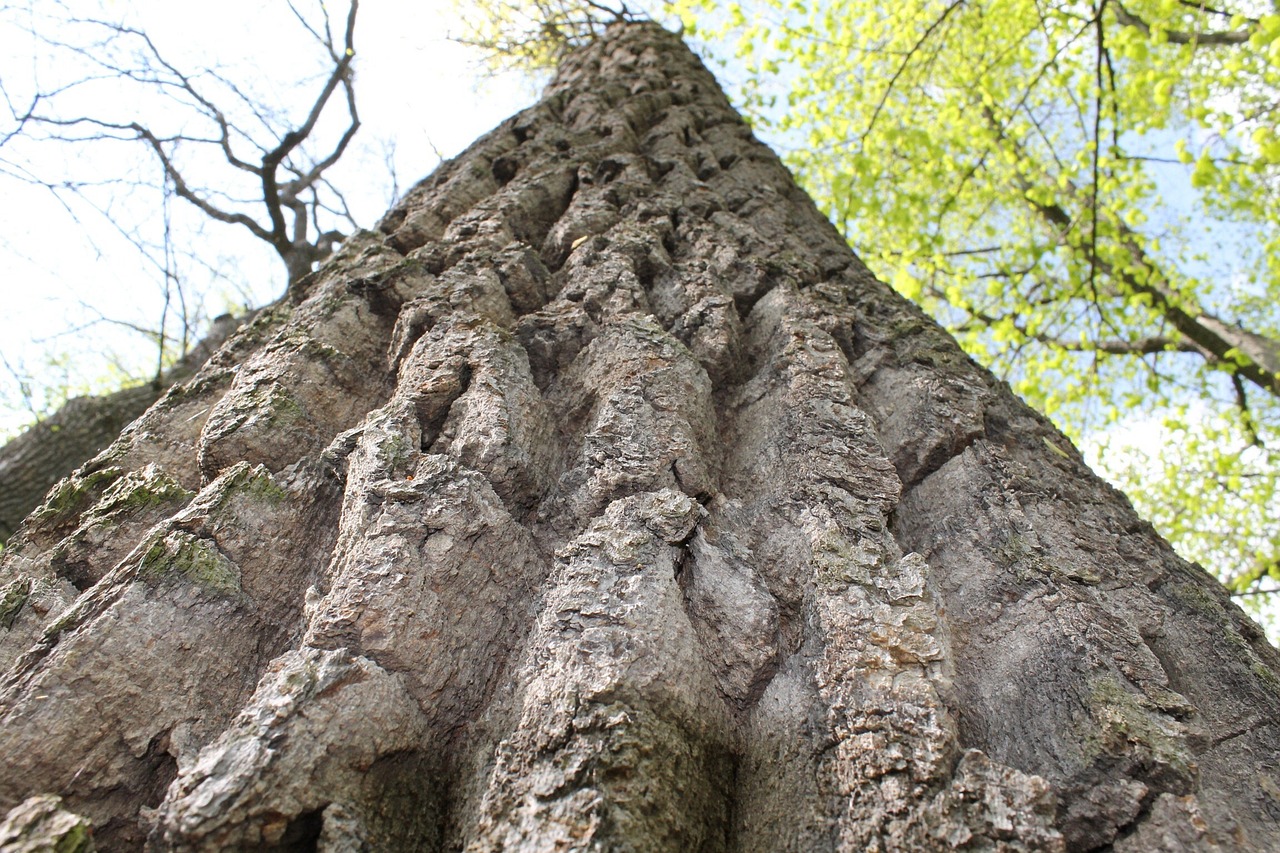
[1,22,1278,851]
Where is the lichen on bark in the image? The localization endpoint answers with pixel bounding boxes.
[1,20,1278,852]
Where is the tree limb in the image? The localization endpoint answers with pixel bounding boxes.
[979,108,1280,398]
[1112,0,1255,45]
[260,0,359,259]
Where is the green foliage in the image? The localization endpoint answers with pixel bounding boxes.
[453,0,633,70]
[673,0,1280,633]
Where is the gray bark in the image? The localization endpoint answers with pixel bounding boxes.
[0,314,253,542]
[1,21,1278,851]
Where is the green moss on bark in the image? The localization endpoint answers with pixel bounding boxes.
[1082,673,1196,789]
[30,467,126,530]
[138,531,242,597]
[0,577,32,629]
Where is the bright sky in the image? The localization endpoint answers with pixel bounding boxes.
[0,0,543,434]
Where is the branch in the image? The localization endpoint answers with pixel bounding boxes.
[39,2,365,274]
[1040,193,1280,395]
[49,17,263,174]
[129,122,272,242]
[940,286,1198,356]
[1229,555,1280,598]
[862,0,965,141]
[980,109,1280,398]
[260,0,359,253]
[1177,0,1243,20]
[1112,0,1255,45]
[1041,335,1197,355]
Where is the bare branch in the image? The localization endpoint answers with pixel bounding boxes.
[6,0,364,287]
[260,1,359,250]
[129,122,272,242]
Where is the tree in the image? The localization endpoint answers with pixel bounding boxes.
[3,0,362,287]
[672,0,1280,611]
[1,21,1277,850]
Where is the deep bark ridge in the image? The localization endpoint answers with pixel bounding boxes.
[1,22,1277,852]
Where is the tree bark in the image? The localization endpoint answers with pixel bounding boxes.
[0,314,254,543]
[1,21,1277,851]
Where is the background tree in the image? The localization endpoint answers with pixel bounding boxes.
[0,0,369,536]
[666,0,1280,616]
[3,0,361,287]
[0,315,248,541]
[1,21,1278,851]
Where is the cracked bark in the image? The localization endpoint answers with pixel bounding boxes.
[1,22,1277,852]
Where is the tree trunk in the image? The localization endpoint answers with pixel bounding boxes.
[1,21,1277,852]
[0,313,254,542]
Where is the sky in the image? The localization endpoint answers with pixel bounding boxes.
[0,0,547,434]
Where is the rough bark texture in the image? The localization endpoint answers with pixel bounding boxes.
[0,313,253,541]
[1,22,1278,851]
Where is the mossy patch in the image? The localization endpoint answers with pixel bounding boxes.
[313,285,353,319]
[812,529,878,588]
[291,326,348,361]
[349,256,430,293]
[0,794,94,853]
[1167,578,1224,618]
[0,577,32,629]
[903,338,964,370]
[1082,673,1196,788]
[266,388,308,428]
[203,462,289,511]
[1251,658,1280,694]
[28,467,126,533]
[163,367,234,404]
[241,472,289,505]
[236,305,291,347]
[376,432,414,474]
[92,469,194,519]
[138,531,242,597]
[52,818,93,853]
[888,314,934,340]
[1164,579,1279,691]
[1221,617,1280,693]
[1000,533,1101,586]
[41,604,84,644]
